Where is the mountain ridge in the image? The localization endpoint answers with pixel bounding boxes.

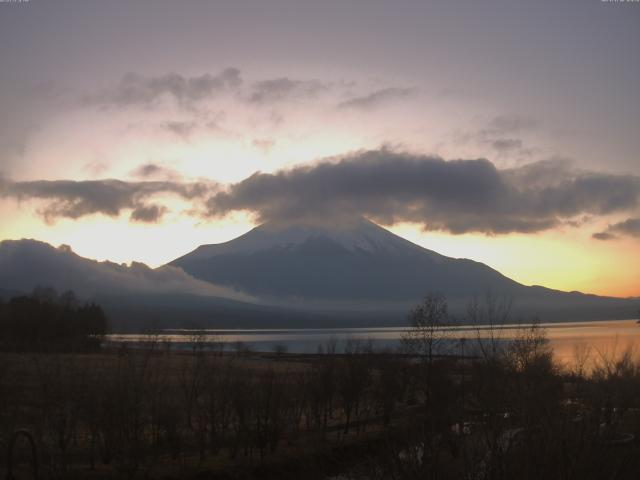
[0,238,254,302]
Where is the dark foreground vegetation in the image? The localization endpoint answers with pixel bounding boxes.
[0,288,107,352]
[1,294,640,479]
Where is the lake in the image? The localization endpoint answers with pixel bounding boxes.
[107,319,640,368]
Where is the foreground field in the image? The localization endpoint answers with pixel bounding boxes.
[2,326,640,479]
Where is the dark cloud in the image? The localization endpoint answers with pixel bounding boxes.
[87,68,242,108]
[592,217,640,240]
[131,163,164,178]
[563,215,592,228]
[130,204,168,223]
[612,218,640,237]
[0,177,212,223]
[592,232,616,241]
[130,163,180,180]
[337,87,416,110]
[4,150,639,235]
[204,150,640,235]
[248,78,328,104]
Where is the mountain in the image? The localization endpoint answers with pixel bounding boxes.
[0,221,636,331]
[0,239,254,302]
[170,218,637,321]
[0,238,393,331]
[171,218,520,302]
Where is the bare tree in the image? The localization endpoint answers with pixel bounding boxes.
[402,293,450,361]
[466,292,513,365]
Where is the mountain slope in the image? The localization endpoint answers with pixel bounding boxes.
[1,239,393,331]
[171,219,522,302]
[0,239,253,302]
[169,218,637,321]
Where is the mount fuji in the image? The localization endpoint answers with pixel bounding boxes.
[170,218,518,303]
[169,218,636,322]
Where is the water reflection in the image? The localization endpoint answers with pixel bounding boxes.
[107,319,640,365]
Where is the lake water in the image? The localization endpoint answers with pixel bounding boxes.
[107,319,640,367]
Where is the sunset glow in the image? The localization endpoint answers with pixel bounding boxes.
[1,0,639,298]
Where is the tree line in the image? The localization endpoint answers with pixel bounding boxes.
[0,287,107,351]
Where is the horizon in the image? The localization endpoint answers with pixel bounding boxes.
[1,0,640,298]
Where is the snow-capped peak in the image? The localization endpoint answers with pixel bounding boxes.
[182,217,442,260]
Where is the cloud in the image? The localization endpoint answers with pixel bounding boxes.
[86,70,335,110]
[0,177,212,223]
[592,217,640,240]
[337,87,416,110]
[86,68,242,108]
[247,77,328,104]
[203,150,640,235]
[4,150,639,236]
[463,114,540,158]
[131,163,166,178]
[130,162,182,181]
[488,114,538,133]
[592,232,616,241]
[491,138,523,153]
[130,204,168,223]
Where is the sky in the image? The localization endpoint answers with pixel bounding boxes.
[0,0,639,297]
